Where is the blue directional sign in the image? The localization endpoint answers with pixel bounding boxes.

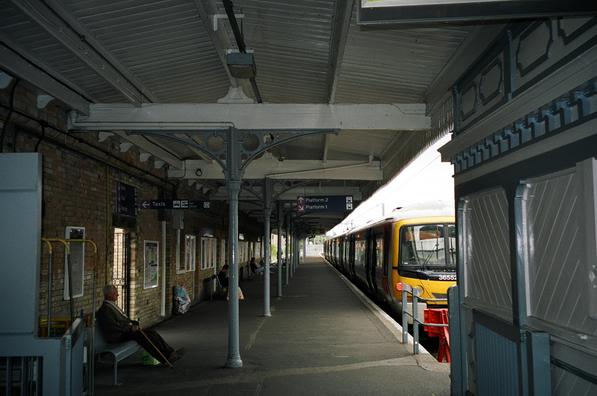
[139,200,210,209]
[297,196,353,213]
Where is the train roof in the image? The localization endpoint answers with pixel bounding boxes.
[328,200,454,238]
[388,200,454,222]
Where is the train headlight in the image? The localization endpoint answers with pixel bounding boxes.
[412,286,424,297]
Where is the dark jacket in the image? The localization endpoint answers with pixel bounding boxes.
[96,301,135,343]
[217,270,229,288]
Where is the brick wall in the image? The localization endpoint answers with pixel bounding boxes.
[1,81,172,330]
[1,80,266,333]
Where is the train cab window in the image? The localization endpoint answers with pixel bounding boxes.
[400,224,456,268]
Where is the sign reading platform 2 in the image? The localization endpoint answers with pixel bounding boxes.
[297,196,353,213]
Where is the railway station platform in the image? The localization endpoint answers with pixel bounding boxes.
[94,257,450,396]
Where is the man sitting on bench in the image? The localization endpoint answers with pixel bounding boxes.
[96,285,183,366]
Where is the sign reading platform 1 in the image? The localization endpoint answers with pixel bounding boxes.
[297,196,353,213]
[139,200,210,209]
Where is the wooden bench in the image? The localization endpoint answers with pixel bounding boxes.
[94,326,141,385]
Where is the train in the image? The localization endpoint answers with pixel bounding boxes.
[324,200,456,317]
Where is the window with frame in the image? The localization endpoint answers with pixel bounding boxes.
[220,238,227,267]
[184,234,196,271]
[144,240,159,289]
[376,237,384,268]
[399,224,456,268]
[176,230,185,273]
[240,241,249,264]
[355,239,366,266]
[201,237,217,269]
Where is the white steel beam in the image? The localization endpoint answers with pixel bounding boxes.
[169,157,382,180]
[70,103,430,131]
[112,132,184,170]
[0,45,89,115]
[327,0,355,103]
[322,134,331,163]
[10,0,157,104]
[193,0,242,89]
[210,186,363,201]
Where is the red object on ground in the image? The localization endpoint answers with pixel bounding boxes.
[423,308,451,363]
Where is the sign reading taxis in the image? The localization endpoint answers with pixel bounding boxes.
[139,200,210,209]
[297,196,353,214]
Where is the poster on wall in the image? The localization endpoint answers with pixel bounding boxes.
[144,240,159,289]
[64,226,85,300]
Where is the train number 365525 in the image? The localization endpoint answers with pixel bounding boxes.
[438,274,457,281]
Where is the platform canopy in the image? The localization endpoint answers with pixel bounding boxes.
[0,0,541,233]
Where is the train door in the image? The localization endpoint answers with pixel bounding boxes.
[338,239,343,270]
[365,230,375,294]
[112,227,131,316]
[348,235,356,279]
[340,237,346,273]
[367,228,378,295]
[382,224,392,294]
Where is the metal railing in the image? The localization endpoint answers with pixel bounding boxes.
[400,284,449,355]
[1,356,42,395]
[0,317,86,395]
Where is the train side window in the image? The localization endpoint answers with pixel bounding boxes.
[376,237,383,269]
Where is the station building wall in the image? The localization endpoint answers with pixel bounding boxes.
[440,16,597,395]
[1,81,262,331]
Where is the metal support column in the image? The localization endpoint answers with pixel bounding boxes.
[277,201,283,297]
[262,179,272,317]
[160,221,166,317]
[292,217,296,276]
[290,234,295,276]
[292,223,297,275]
[289,220,293,279]
[294,235,299,275]
[225,129,242,368]
[284,212,290,285]
[303,237,307,261]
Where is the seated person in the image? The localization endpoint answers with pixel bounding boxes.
[249,257,259,277]
[96,285,183,365]
[212,264,229,289]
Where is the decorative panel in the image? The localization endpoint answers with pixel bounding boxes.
[457,51,506,132]
[450,78,597,174]
[451,17,597,139]
[479,60,503,105]
[513,17,597,95]
[461,83,478,121]
[522,165,597,339]
[516,20,553,77]
[462,188,512,321]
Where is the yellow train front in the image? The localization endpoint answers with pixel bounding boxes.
[324,202,456,317]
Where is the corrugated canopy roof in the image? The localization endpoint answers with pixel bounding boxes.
[0,0,497,233]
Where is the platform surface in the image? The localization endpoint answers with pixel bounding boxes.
[94,257,450,395]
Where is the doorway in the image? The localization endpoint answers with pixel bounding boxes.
[112,228,131,316]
